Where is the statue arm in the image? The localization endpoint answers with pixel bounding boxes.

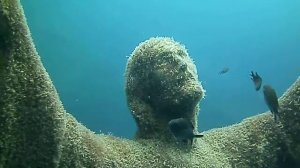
[203,77,300,167]
[0,2,150,167]
[0,0,66,167]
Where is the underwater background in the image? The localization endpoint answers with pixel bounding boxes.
[20,0,300,139]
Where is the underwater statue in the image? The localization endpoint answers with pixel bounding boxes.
[0,0,300,167]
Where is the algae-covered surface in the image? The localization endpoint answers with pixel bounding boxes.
[0,0,300,167]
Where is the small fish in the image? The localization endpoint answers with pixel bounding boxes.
[168,118,203,144]
[250,71,262,91]
[219,67,229,75]
[263,85,279,121]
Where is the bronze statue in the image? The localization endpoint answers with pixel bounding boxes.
[0,1,299,167]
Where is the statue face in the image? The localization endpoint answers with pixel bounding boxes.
[125,37,204,136]
[144,55,203,120]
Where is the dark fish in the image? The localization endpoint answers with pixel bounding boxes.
[250,71,262,91]
[263,85,279,121]
[219,67,229,75]
[168,118,203,144]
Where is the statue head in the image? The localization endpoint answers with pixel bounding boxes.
[125,37,204,139]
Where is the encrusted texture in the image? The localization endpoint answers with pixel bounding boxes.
[125,37,204,139]
[0,0,299,167]
[278,76,300,162]
[0,0,65,167]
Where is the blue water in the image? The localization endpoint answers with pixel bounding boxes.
[21,0,300,139]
